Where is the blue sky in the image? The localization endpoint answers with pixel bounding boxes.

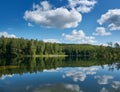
[0,0,120,45]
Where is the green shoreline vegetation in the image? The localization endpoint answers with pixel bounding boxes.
[0,37,120,59]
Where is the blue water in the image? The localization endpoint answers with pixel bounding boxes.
[0,63,120,92]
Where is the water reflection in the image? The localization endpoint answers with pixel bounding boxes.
[95,75,113,85]
[32,84,83,92]
[0,74,14,80]
[0,57,120,75]
[0,57,120,92]
[100,88,108,92]
[62,67,98,82]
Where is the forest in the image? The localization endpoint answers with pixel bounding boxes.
[0,37,120,59]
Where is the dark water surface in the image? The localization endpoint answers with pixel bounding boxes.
[0,57,120,92]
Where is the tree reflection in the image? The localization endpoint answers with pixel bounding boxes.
[0,57,120,76]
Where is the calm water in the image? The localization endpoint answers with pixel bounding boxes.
[0,57,120,92]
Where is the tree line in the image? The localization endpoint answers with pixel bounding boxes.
[61,43,120,59]
[0,37,63,57]
[0,37,120,59]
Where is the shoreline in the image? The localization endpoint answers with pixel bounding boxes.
[25,54,68,57]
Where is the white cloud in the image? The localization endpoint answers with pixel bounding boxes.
[43,39,60,43]
[97,9,120,31]
[62,30,97,44]
[40,1,51,11]
[112,81,120,90]
[115,41,120,45]
[94,75,114,85]
[68,0,97,13]
[28,22,34,27]
[24,1,82,29]
[93,27,111,36]
[99,43,108,47]
[0,32,16,38]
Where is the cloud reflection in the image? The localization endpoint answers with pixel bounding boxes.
[43,68,62,72]
[63,67,98,82]
[112,81,120,90]
[0,74,14,80]
[94,75,113,85]
[100,87,108,92]
[32,83,83,92]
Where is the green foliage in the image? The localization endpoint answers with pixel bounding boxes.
[0,37,120,59]
[0,37,63,57]
[61,44,120,59]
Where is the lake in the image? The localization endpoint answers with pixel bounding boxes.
[0,57,120,92]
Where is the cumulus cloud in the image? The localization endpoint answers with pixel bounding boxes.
[40,1,52,11]
[93,27,111,36]
[97,9,120,31]
[62,30,97,44]
[94,75,114,85]
[115,41,120,45]
[28,22,34,27]
[0,32,16,38]
[68,0,97,13]
[43,39,60,43]
[24,1,82,29]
